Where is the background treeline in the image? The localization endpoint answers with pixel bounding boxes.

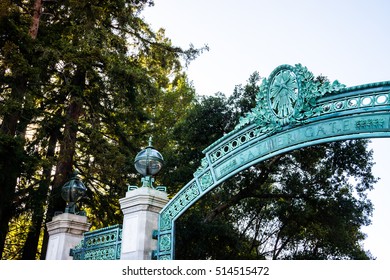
[0,0,375,260]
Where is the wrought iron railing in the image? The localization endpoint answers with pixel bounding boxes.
[70,224,122,260]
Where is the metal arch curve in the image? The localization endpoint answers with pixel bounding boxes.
[156,64,390,260]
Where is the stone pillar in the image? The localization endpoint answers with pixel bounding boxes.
[119,187,169,260]
[45,213,91,260]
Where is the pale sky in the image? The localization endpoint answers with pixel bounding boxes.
[142,0,390,259]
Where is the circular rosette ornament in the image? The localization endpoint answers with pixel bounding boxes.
[268,65,300,125]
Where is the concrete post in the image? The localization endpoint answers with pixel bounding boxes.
[119,187,168,260]
[45,213,91,260]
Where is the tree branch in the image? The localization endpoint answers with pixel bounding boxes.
[203,155,283,223]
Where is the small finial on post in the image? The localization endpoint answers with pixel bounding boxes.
[133,137,164,189]
[61,170,87,215]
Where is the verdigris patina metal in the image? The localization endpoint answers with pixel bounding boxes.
[236,64,345,131]
[70,224,122,260]
[155,64,390,260]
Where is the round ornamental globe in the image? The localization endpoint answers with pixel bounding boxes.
[134,145,164,177]
[61,173,87,203]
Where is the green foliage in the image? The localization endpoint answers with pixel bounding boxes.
[160,94,230,194]
[1,214,31,260]
[176,200,260,260]
[0,0,201,259]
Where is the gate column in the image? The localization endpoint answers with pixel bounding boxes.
[46,213,91,260]
[119,187,168,260]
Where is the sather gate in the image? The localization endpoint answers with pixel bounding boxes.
[155,64,390,260]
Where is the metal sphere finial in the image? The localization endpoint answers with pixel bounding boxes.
[61,170,87,214]
[134,137,164,188]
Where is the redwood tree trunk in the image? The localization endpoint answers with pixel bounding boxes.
[29,0,43,39]
[0,0,43,258]
[0,80,27,258]
[21,129,59,259]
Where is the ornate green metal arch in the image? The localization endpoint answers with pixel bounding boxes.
[156,64,390,260]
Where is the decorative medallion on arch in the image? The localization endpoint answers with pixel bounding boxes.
[268,65,299,124]
[155,64,390,260]
[236,64,346,133]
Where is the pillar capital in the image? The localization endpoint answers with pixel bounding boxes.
[119,188,169,260]
[46,213,90,235]
[119,187,168,214]
[45,213,90,260]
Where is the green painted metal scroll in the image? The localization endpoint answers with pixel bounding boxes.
[156,64,390,260]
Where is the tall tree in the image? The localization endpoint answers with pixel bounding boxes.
[1,0,204,259]
[0,0,44,256]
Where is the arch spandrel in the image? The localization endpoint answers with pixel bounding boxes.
[156,64,390,260]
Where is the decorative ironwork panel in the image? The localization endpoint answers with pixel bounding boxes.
[208,127,261,163]
[158,254,172,260]
[199,170,214,191]
[70,224,122,260]
[158,233,172,252]
[159,181,200,232]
